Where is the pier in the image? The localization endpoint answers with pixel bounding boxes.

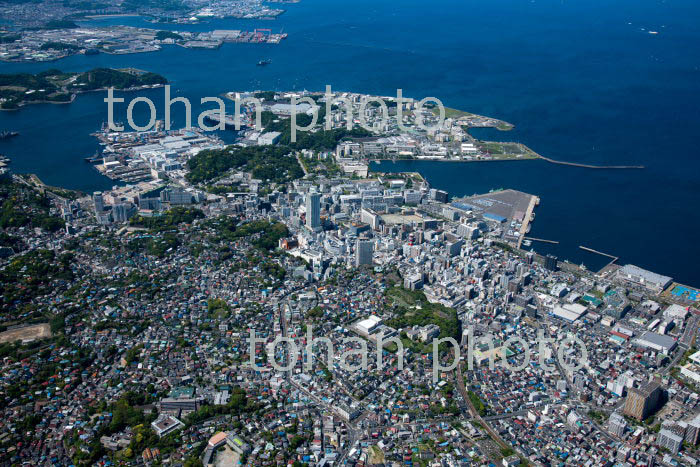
[539,155,644,170]
[523,237,559,244]
[579,245,620,273]
[516,195,539,248]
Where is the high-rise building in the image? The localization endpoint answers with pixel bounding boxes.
[429,188,448,203]
[566,411,582,432]
[306,192,321,231]
[161,187,193,205]
[446,239,464,257]
[608,412,627,437]
[93,191,104,215]
[361,208,381,230]
[623,380,662,421]
[657,428,683,455]
[112,203,129,223]
[686,414,700,445]
[356,239,373,267]
[544,254,558,271]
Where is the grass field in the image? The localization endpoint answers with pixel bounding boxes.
[478,142,539,159]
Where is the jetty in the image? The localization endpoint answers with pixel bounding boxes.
[523,237,559,244]
[579,245,620,273]
[539,155,644,170]
[579,245,618,259]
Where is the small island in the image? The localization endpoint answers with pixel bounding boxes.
[0,67,167,110]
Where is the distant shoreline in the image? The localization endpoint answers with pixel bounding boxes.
[81,14,142,19]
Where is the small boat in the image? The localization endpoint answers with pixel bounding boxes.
[257,59,271,66]
[0,131,19,140]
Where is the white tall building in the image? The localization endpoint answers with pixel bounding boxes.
[112,203,129,223]
[608,412,627,437]
[657,428,683,454]
[93,191,104,215]
[306,192,321,231]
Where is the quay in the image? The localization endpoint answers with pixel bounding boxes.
[516,195,539,248]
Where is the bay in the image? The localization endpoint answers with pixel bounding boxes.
[0,0,699,284]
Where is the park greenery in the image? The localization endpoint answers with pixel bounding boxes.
[125,207,203,258]
[129,206,204,231]
[72,68,167,91]
[155,30,183,41]
[384,286,460,352]
[186,145,303,184]
[0,68,167,109]
[260,110,373,151]
[40,41,81,51]
[207,217,289,252]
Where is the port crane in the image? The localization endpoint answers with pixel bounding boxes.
[253,28,272,42]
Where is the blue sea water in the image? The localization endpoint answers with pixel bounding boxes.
[0,0,699,284]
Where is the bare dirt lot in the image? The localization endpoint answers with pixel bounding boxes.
[0,323,51,343]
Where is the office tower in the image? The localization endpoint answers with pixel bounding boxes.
[356,239,373,266]
[93,191,104,215]
[306,192,321,231]
[544,254,558,271]
[623,380,662,421]
[113,203,128,223]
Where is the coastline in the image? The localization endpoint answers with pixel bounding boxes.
[368,156,537,163]
[81,14,142,19]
